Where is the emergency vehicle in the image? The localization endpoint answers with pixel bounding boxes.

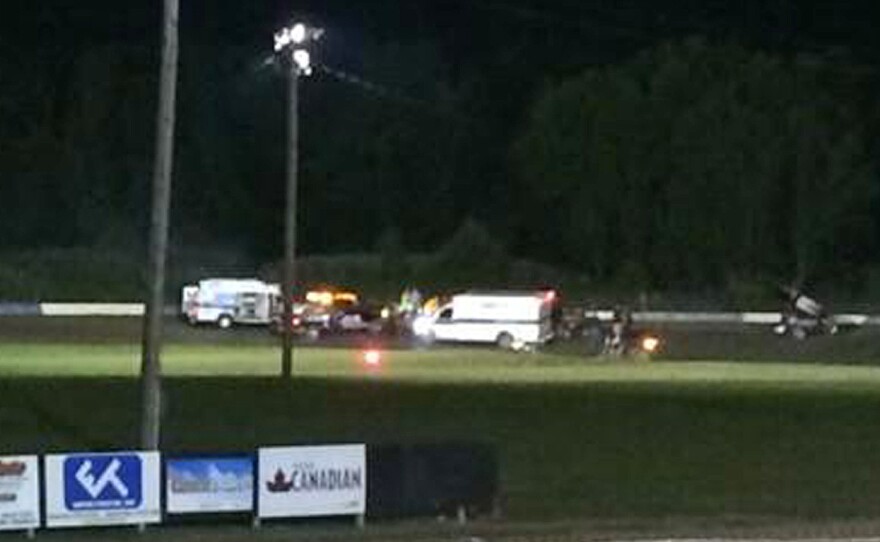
[285,289,359,332]
[411,290,557,349]
[182,278,281,329]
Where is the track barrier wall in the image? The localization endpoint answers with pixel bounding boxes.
[0,442,498,535]
[3,302,875,326]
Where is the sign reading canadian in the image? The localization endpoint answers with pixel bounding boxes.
[258,444,366,519]
[45,451,161,528]
[166,456,254,514]
[0,455,40,531]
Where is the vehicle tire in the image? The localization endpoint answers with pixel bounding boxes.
[496,332,514,350]
[413,331,435,349]
[217,314,233,329]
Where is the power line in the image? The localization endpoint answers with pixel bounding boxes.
[258,53,458,117]
[315,63,435,107]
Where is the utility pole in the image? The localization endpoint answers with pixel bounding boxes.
[273,22,321,380]
[141,0,179,449]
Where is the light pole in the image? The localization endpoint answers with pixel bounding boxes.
[274,22,322,379]
[141,0,179,450]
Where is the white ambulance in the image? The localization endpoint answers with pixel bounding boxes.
[182,278,281,329]
[411,290,557,349]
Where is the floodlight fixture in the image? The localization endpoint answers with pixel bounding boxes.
[273,24,305,51]
[292,49,311,74]
[273,21,323,76]
[290,23,307,44]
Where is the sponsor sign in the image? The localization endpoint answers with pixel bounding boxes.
[0,455,40,531]
[166,456,254,514]
[258,445,365,518]
[45,451,160,528]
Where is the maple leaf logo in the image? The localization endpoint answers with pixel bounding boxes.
[266,468,293,492]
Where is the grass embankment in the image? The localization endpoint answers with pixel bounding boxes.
[4,340,880,522]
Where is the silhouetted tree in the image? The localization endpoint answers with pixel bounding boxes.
[514,38,876,288]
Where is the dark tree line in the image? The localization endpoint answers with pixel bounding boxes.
[1,22,879,294]
[513,39,879,290]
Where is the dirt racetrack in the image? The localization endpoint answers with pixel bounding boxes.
[3,315,880,365]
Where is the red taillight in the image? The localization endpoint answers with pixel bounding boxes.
[543,290,557,303]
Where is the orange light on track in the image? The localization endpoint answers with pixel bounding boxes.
[362,349,382,366]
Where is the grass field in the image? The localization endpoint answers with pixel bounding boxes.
[5,318,880,540]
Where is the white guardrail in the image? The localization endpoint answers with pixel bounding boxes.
[38,303,146,316]
[7,304,880,326]
[586,310,879,326]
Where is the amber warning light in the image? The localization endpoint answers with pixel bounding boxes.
[641,336,660,353]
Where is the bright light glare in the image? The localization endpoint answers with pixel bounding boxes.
[273,28,291,51]
[290,23,307,43]
[274,23,307,51]
[292,49,311,71]
[306,290,333,305]
[363,349,382,366]
[642,336,660,353]
[274,22,322,76]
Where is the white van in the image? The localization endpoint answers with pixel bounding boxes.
[182,278,281,329]
[412,290,556,348]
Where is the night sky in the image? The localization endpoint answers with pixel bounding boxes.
[6,1,878,69]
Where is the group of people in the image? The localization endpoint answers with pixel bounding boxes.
[603,306,634,356]
[398,286,423,316]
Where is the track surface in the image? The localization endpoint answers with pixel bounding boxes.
[3,316,880,365]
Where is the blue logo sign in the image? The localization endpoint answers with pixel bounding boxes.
[63,454,142,511]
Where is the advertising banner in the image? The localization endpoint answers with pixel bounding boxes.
[258,445,365,519]
[0,455,40,531]
[45,451,161,528]
[166,456,254,514]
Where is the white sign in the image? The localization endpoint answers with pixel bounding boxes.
[166,456,253,514]
[0,455,40,531]
[45,451,161,528]
[258,445,366,518]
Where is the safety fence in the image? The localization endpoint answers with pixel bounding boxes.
[0,442,497,536]
[0,303,158,317]
[4,302,880,326]
[585,310,877,326]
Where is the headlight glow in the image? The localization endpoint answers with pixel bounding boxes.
[641,336,660,353]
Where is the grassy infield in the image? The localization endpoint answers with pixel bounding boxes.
[4,337,880,538]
